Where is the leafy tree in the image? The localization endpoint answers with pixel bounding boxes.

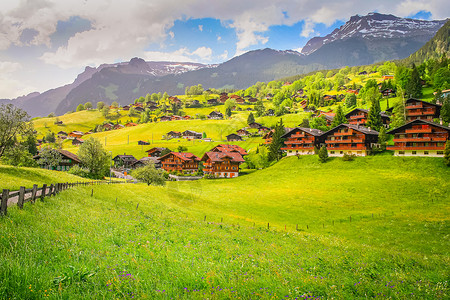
[390,100,406,128]
[111,101,119,108]
[171,103,179,115]
[47,112,56,118]
[254,100,265,117]
[97,101,105,110]
[444,140,450,166]
[433,67,450,90]
[345,93,357,108]
[377,126,388,151]
[246,146,270,169]
[395,66,412,92]
[318,146,328,163]
[268,119,285,161]
[160,148,171,156]
[132,161,166,186]
[37,146,62,169]
[247,112,255,125]
[366,97,383,131]
[405,64,422,98]
[309,116,328,131]
[162,92,169,100]
[84,102,93,110]
[331,105,347,127]
[0,104,32,158]
[1,144,37,167]
[77,138,110,179]
[128,107,137,117]
[225,106,232,118]
[76,104,85,112]
[202,132,207,139]
[177,146,188,152]
[23,133,38,155]
[43,131,56,143]
[440,96,450,123]
[101,106,110,118]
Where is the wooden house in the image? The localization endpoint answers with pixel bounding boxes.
[226,133,243,142]
[258,126,271,134]
[207,98,218,105]
[72,138,84,146]
[138,140,150,145]
[166,131,182,139]
[125,122,138,127]
[248,122,262,129]
[102,123,114,131]
[208,111,224,119]
[323,124,379,157]
[248,98,258,103]
[381,89,395,97]
[69,131,84,138]
[263,127,292,144]
[201,152,245,178]
[134,107,145,113]
[345,108,390,127]
[122,105,130,111]
[114,124,125,130]
[171,115,183,121]
[34,149,81,171]
[160,116,172,122]
[147,105,158,111]
[382,74,394,80]
[403,98,442,122]
[113,154,138,169]
[146,147,170,157]
[281,127,324,156]
[57,131,68,137]
[146,101,158,106]
[386,119,450,157]
[219,94,228,103]
[131,157,161,169]
[210,144,248,156]
[54,120,63,125]
[235,97,245,104]
[236,128,250,136]
[182,130,202,139]
[159,152,199,173]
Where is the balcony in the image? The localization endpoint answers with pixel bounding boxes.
[325,138,364,144]
[387,145,445,150]
[285,139,314,144]
[405,104,423,109]
[282,145,313,150]
[407,110,436,116]
[291,133,305,138]
[349,114,366,120]
[327,145,367,150]
[334,131,353,136]
[405,128,432,133]
[393,137,432,142]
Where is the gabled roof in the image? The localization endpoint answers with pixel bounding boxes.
[345,108,390,118]
[145,147,168,153]
[183,130,201,135]
[282,127,324,138]
[113,154,137,162]
[323,124,379,136]
[132,156,160,166]
[211,144,248,155]
[159,152,200,162]
[58,150,81,163]
[201,151,245,163]
[405,98,442,107]
[387,119,450,134]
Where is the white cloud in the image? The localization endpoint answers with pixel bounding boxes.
[219,50,228,61]
[217,36,222,41]
[143,46,213,62]
[0,61,36,98]
[169,31,174,39]
[192,46,213,60]
[198,24,203,31]
[300,20,316,38]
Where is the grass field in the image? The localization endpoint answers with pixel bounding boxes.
[0,156,448,299]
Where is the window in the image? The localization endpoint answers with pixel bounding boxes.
[399,151,405,155]
[412,151,416,155]
[330,151,335,154]
[340,151,343,154]
[437,151,444,155]
[424,151,429,155]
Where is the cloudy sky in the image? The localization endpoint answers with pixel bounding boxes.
[0,0,448,99]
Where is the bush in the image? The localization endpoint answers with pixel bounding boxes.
[318,146,328,163]
[68,165,92,178]
[342,153,355,161]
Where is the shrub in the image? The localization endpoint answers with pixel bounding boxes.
[342,153,355,161]
[318,146,328,163]
[68,165,92,178]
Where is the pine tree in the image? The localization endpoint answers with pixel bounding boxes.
[225,106,232,118]
[247,112,255,125]
[440,96,450,123]
[366,98,383,131]
[444,140,450,166]
[405,64,422,98]
[331,105,347,127]
[318,146,328,163]
[268,119,285,161]
[377,126,387,151]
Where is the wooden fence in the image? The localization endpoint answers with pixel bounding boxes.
[0,181,124,216]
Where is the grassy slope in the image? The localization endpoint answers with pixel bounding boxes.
[0,156,448,299]
[0,165,89,190]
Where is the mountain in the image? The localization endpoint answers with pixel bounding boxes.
[302,13,446,55]
[401,19,450,65]
[5,13,448,117]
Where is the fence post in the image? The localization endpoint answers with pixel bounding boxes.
[41,184,47,201]
[31,184,38,203]
[1,189,9,216]
[48,184,54,197]
[17,186,25,209]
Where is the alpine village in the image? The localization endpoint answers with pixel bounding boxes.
[0,7,450,300]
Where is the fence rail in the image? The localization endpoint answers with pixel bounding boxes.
[0,181,125,216]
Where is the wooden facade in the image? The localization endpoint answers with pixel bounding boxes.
[404,98,442,122]
[159,152,199,173]
[226,133,243,142]
[386,120,450,157]
[323,124,379,157]
[113,154,137,168]
[146,147,169,157]
[281,127,324,156]
[210,144,248,156]
[345,108,390,127]
[34,149,80,171]
[201,152,244,178]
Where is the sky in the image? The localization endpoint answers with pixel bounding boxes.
[0,0,449,99]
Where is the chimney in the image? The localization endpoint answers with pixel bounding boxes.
[440,117,443,125]
[368,127,371,131]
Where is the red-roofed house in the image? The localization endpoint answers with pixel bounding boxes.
[201,152,245,178]
[210,144,248,156]
[159,152,200,173]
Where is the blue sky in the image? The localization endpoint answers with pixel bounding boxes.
[0,0,448,99]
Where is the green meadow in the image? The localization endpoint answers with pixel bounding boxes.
[1,155,449,299]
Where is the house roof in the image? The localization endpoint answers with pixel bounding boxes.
[323,124,379,136]
[405,98,442,107]
[387,119,450,134]
[282,127,324,138]
[160,152,200,162]
[211,144,248,155]
[345,108,390,118]
[183,130,202,135]
[145,147,168,153]
[201,151,245,163]
[132,156,160,166]
[59,150,81,163]
[113,155,137,162]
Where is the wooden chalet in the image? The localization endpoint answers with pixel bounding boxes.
[138,140,150,145]
[114,124,125,130]
[146,147,170,157]
[125,122,138,127]
[134,107,145,113]
[148,105,158,111]
[236,128,250,136]
[266,109,275,116]
[183,115,191,120]
[226,133,243,142]
[386,119,450,157]
[159,152,199,173]
[122,105,130,111]
[72,138,84,146]
[209,111,224,119]
[103,123,114,131]
[34,149,80,171]
[381,89,395,97]
[57,131,68,137]
[248,98,258,103]
[323,124,379,157]
[263,127,292,144]
[160,116,172,121]
[69,131,84,138]
[344,108,390,127]
[248,122,262,129]
[166,131,182,139]
[219,94,228,103]
[207,98,218,105]
[403,98,442,122]
[382,75,394,80]
[146,100,158,106]
[201,152,245,178]
[323,95,337,101]
[132,157,161,169]
[235,97,245,104]
[113,154,138,168]
[258,126,270,134]
[210,144,248,156]
[54,120,63,125]
[358,71,367,75]
[171,115,183,121]
[281,127,324,156]
[182,130,202,139]
[170,97,182,106]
